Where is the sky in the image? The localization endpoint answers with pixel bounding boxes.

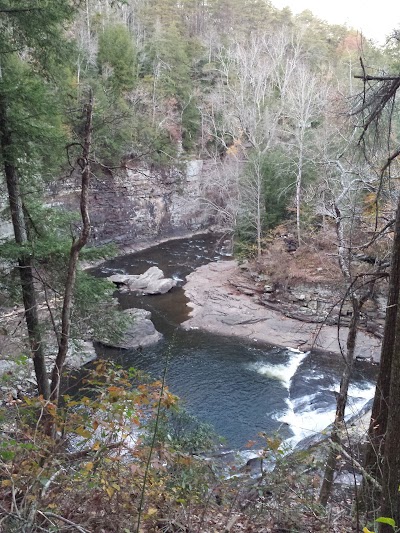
[270,0,400,45]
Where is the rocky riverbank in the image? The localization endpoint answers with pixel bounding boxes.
[183,260,382,361]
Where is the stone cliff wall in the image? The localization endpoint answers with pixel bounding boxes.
[52,159,215,246]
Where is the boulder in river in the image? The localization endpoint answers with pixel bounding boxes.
[108,266,177,295]
[97,308,162,349]
[66,340,97,369]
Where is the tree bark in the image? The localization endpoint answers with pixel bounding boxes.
[379,282,400,531]
[49,91,93,403]
[296,147,303,246]
[362,193,400,510]
[319,298,360,507]
[0,92,50,399]
[319,198,375,507]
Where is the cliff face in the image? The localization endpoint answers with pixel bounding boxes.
[52,159,215,246]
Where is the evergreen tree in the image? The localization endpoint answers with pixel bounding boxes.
[0,2,122,408]
[0,1,77,398]
[98,23,137,93]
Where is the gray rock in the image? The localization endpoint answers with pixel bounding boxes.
[108,266,177,295]
[0,360,18,376]
[238,286,255,296]
[140,277,177,295]
[107,273,132,284]
[127,266,164,289]
[221,315,266,326]
[98,308,162,349]
[308,300,318,312]
[66,341,97,369]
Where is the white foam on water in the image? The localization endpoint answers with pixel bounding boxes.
[303,372,325,382]
[247,348,309,390]
[280,381,376,447]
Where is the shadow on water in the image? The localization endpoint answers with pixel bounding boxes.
[89,234,378,449]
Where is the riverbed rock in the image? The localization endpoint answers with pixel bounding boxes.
[108,267,177,295]
[42,338,97,371]
[107,273,132,285]
[183,261,382,361]
[97,308,162,349]
[0,335,98,401]
[66,341,97,369]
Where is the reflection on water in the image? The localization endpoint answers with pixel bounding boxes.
[90,235,377,449]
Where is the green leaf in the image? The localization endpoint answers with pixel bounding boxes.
[376,517,396,528]
[75,426,92,439]
[0,450,15,461]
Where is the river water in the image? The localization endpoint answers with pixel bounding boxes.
[91,235,377,450]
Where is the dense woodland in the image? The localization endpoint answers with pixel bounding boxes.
[2,0,400,531]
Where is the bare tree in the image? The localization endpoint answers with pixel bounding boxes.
[318,157,380,506]
[200,156,242,230]
[284,63,329,244]
[202,29,303,254]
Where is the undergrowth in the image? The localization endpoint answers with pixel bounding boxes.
[0,361,364,532]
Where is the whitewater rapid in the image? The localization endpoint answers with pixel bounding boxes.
[248,347,375,448]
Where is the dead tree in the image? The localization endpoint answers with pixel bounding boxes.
[354,61,400,530]
[319,169,380,506]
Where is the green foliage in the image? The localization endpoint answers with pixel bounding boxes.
[98,23,137,93]
[234,149,295,255]
[262,150,294,230]
[89,84,135,164]
[151,406,221,454]
[232,238,260,261]
[130,118,178,165]
[0,0,76,63]
[376,517,397,529]
[0,201,78,261]
[364,517,399,533]
[139,20,198,105]
[0,55,68,180]
[182,99,201,152]
[71,272,127,341]
[0,363,216,531]
[80,243,117,261]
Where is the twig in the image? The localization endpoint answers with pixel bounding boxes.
[136,334,175,532]
[61,441,124,461]
[328,439,381,491]
[39,511,90,533]
[41,468,65,499]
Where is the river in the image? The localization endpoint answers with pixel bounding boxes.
[91,234,377,450]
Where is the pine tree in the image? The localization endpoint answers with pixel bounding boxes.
[0,1,76,399]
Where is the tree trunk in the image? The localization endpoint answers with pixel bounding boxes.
[296,146,303,246]
[49,91,93,403]
[319,298,360,507]
[256,175,262,259]
[379,284,400,532]
[362,193,400,510]
[0,92,50,399]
